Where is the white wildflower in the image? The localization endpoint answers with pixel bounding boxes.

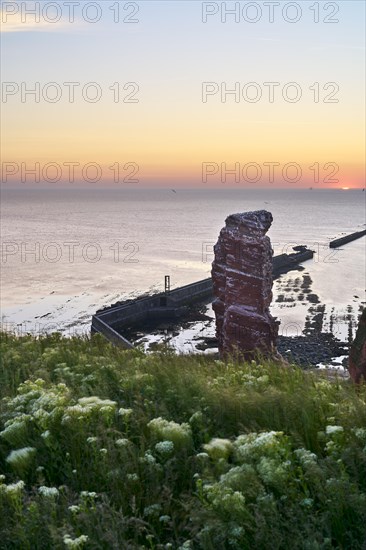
[353,428,366,440]
[148,417,192,449]
[159,515,171,524]
[63,534,88,549]
[220,464,256,491]
[195,452,210,461]
[207,487,246,516]
[257,457,288,487]
[127,473,139,482]
[141,452,156,465]
[38,486,59,498]
[0,418,29,445]
[203,438,233,461]
[33,409,50,422]
[80,491,97,499]
[325,425,344,436]
[115,438,130,447]
[234,431,285,462]
[6,447,36,470]
[68,505,80,513]
[155,440,174,456]
[257,375,269,384]
[325,440,337,453]
[1,480,25,496]
[294,448,318,467]
[143,503,162,517]
[189,411,203,424]
[118,407,133,418]
[78,396,116,408]
[63,397,116,422]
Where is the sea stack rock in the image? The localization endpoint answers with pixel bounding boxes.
[212,210,279,359]
[348,309,366,383]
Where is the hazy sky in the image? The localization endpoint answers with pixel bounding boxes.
[1,0,365,187]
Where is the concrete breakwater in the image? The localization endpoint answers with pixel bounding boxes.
[329,230,366,249]
[92,247,314,348]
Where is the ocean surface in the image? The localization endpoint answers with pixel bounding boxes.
[1,188,365,345]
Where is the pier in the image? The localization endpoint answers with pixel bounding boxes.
[329,230,366,248]
[92,247,315,348]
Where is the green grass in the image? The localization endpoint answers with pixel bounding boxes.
[0,332,365,549]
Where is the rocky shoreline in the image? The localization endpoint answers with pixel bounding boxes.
[193,331,349,369]
[277,333,348,368]
[125,300,351,370]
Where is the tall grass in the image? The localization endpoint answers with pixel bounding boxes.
[0,332,365,549]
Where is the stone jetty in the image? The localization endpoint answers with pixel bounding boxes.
[211,210,279,359]
[329,230,366,248]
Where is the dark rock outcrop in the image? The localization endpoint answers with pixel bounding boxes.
[212,210,279,359]
[348,309,366,383]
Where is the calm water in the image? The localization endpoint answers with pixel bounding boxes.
[1,188,365,338]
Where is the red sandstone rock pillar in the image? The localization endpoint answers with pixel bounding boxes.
[212,210,279,359]
[348,309,366,383]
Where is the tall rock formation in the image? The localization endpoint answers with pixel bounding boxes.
[212,210,279,358]
[348,309,366,383]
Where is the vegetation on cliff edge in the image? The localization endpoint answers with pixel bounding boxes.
[0,332,365,549]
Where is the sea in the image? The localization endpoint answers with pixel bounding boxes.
[1,188,365,350]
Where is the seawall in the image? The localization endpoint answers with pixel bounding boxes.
[329,230,366,248]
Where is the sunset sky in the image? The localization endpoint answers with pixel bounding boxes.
[1,0,365,187]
